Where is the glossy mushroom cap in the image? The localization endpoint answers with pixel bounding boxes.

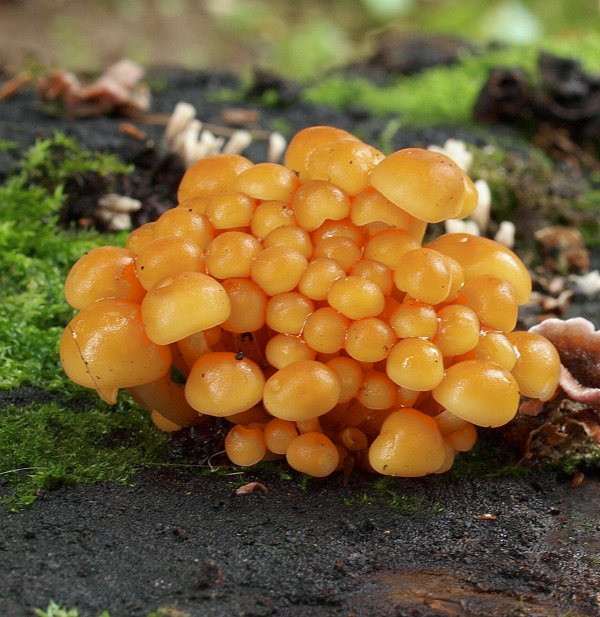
[370,148,467,223]
[59,299,171,404]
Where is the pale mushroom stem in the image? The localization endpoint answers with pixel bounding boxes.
[127,374,201,427]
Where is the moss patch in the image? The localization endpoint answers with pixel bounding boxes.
[0,134,130,390]
[0,399,168,511]
[305,34,600,126]
[344,476,445,513]
[0,134,167,510]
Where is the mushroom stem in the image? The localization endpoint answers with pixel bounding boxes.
[127,374,201,427]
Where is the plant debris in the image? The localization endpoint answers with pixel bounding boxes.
[534,226,590,274]
[38,59,150,118]
[474,52,600,164]
[235,481,269,495]
[0,69,32,101]
[530,317,600,408]
[507,399,600,468]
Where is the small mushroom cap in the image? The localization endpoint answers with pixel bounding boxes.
[150,409,182,433]
[460,274,518,333]
[177,154,253,202]
[454,174,479,219]
[233,162,299,203]
[225,424,267,466]
[386,338,445,391]
[364,229,421,269]
[263,360,341,421]
[506,330,561,401]
[250,245,308,296]
[284,125,359,174]
[135,235,204,291]
[393,248,454,305]
[474,330,517,371]
[59,299,171,404]
[291,180,351,232]
[64,246,145,310]
[433,304,480,357]
[369,148,467,223]
[206,231,262,279]
[125,222,156,255]
[141,272,231,345]
[351,187,415,231]
[368,408,446,476]
[156,207,214,249]
[425,233,531,304]
[286,431,340,477]
[303,139,385,195]
[432,359,520,427]
[326,356,364,403]
[185,351,265,417]
[327,276,385,320]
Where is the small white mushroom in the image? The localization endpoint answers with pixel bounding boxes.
[268,132,287,163]
[106,212,133,231]
[494,220,516,248]
[428,139,473,172]
[98,194,142,213]
[445,218,480,236]
[222,130,253,155]
[95,208,115,224]
[200,130,224,156]
[94,208,133,231]
[470,179,492,233]
[569,270,600,297]
[180,119,203,165]
[164,101,197,145]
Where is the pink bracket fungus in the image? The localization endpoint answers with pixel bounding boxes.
[529,317,600,409]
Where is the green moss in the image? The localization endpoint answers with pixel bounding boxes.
[0,139,19,152]
[575,186,600,246]
[345,476,444,513]
[0,134,130,391]
[305,34,600,126]
[35,600,111,617]
[0,399,168,510]
[0,134,169,510]
[450,434,527,479]
[34,601,187,617]
[548,443,600,475]
[373,477,445,513]
[18,132,132,191]
[468,139,600,250]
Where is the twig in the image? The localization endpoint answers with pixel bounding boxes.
[0,466,46,476]
[0,70,32,101]
[142,112,272,140]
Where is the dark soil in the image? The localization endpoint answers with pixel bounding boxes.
[1,68,600,617]
[2,467,599,617]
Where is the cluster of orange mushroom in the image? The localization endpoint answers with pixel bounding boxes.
[60,125,562,478]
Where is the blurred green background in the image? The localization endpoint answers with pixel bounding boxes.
[0,0,598,78]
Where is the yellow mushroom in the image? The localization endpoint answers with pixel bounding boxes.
[59,299,171,404]
[141,272,231,345]
[368,408,446,476]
